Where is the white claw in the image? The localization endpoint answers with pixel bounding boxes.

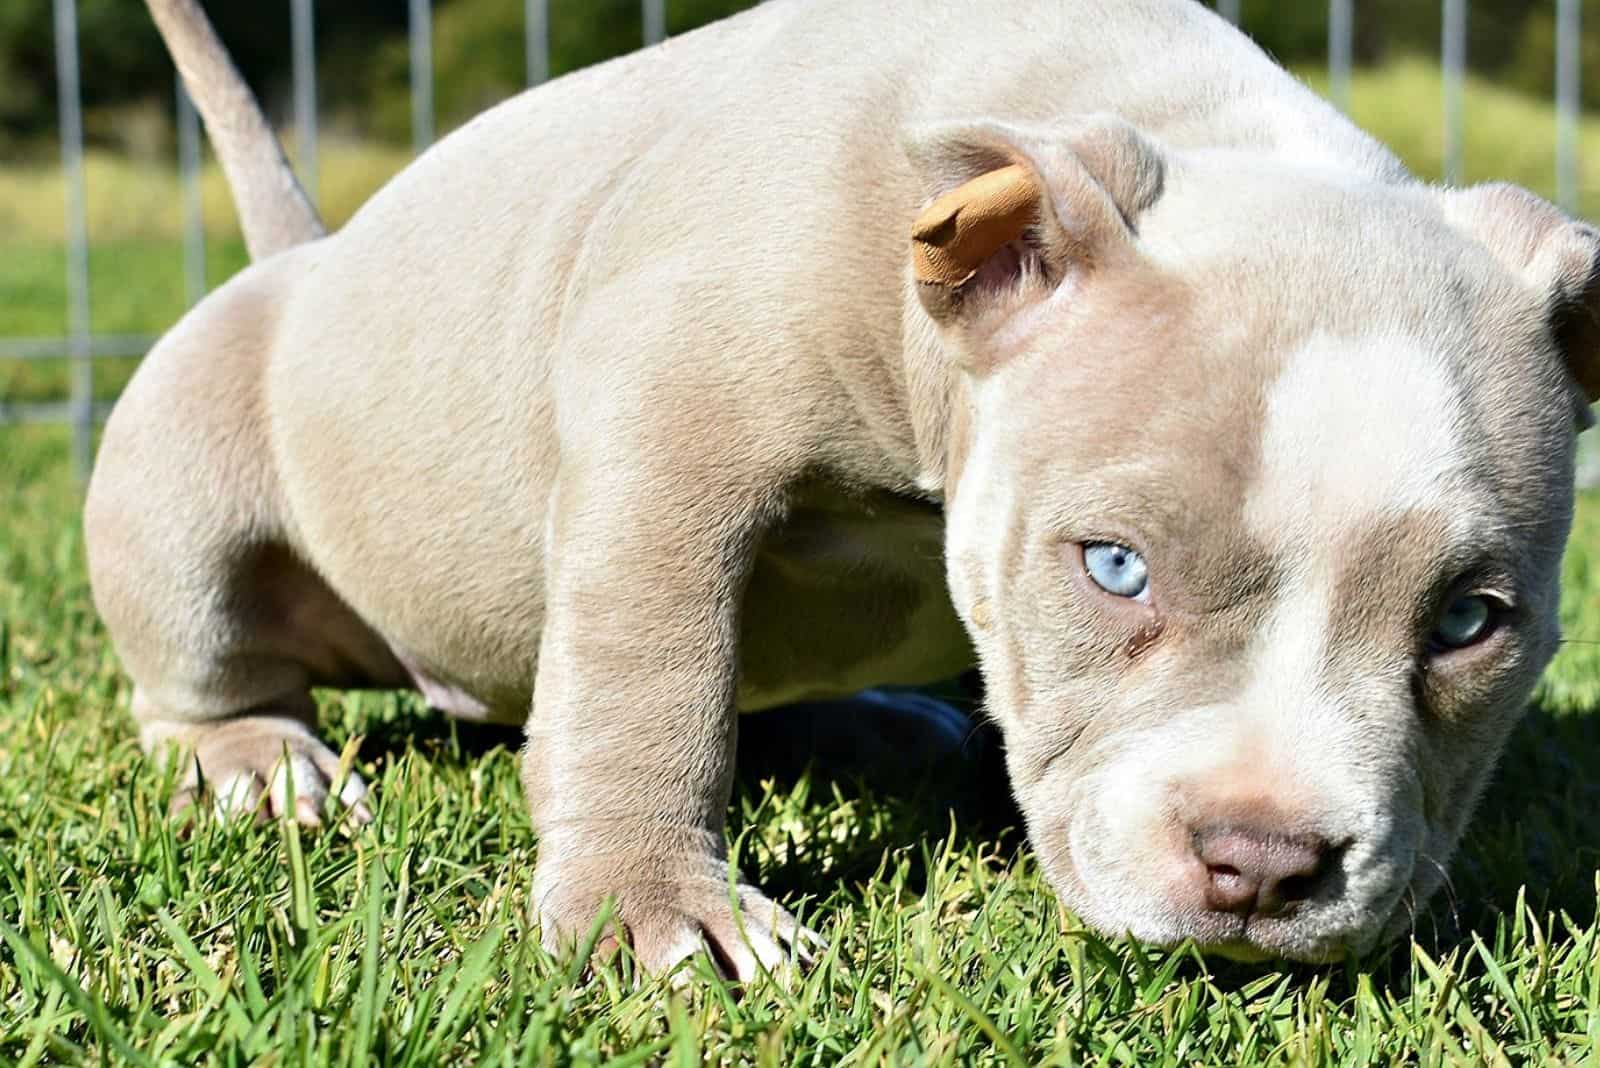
[742,928,791,980]
[268,754,326,823]
[662,929,717,989]
[338,770,368,808]
[212,772,261,821]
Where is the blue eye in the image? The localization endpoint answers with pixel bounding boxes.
[1431,593,1496,651]
[1083,542,1150,600]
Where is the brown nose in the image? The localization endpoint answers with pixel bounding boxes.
[1192,826,1333,918]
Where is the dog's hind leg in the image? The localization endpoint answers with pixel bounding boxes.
[106,540,401,826]
[86,266,402,825]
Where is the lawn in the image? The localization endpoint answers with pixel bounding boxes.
[2,419,1600,1062]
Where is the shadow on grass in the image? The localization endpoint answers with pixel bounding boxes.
[342,676,1025,900]
[326,688,524,769]
[1447,702,1600,933]
[342,673,1599,994]
[731,681,1025,897]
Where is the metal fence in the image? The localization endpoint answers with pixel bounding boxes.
[2,0,1590,481]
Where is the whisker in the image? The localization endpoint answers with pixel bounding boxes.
[960,721,989,758]
[1398,889,1417,935]
[1419,852,1460,929]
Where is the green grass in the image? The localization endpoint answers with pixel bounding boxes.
[3,422,1600,1062]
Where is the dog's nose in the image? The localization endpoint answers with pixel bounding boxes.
[1192,826,1332,917]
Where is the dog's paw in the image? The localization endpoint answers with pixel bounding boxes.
[531,855,822,983]
[145,714,371,827]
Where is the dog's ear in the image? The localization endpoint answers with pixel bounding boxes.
[902,116,1165,354]
[1440,182,1600,412]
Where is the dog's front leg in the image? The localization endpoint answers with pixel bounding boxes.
[523,456,811,981]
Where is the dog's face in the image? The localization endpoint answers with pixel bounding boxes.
[910,119,1599,961]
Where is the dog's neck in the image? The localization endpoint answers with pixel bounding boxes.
[890,299,969,503]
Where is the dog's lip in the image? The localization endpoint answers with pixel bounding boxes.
[1196,928,1352,965]
[1178,891,1372,963]
[1191,937,1275,963]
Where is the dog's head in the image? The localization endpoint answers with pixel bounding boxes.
[906,117,1598,961]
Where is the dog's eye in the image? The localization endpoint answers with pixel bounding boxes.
[1083,542,1149,600]
[1430,593,1497,652]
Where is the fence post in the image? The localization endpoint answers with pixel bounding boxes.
[1556,0,1580,214]
[53,0,92,481]
[526,0,550,85]
[291,0,318,207]
[1442,0,1466,185]
[177,77,206,308]
[410,0,434,152]
[1328,0,1353,112]
[643,0,665,45]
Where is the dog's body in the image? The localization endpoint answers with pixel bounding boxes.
[91,0,1599,973]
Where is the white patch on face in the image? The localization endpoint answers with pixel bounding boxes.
[1065,583,1413,956]
[1236,580,1335,734]
[1245,331,1469,551]
[1060,330,1462,952]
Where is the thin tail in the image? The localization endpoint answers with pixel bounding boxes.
[145,0,325,260]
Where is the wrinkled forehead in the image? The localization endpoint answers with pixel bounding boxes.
[985,201,1572,588]
[1011,160,1574,508]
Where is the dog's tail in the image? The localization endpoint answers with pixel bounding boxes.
[145,0,325,260]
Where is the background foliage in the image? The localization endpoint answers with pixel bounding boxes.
[3,0,1600,157]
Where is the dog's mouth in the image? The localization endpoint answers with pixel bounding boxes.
[1183,913,1359,965]
[1047,797,1420,965]
[1145,863,1415,964]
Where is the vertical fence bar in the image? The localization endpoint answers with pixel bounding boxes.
[1442,0,1466,185]
[643,0,665,44]
[1557,0,1595,486]
[526,0,550,85]
[1217,0,1240,24]
[291,0,318,207]
[409,0,434,152]
[1556,0,1580,213]
[1328,0,1353,112]
[53,0,92,479]
[177,77,207,308]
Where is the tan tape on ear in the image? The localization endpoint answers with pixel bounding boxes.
[912,163,1039,287]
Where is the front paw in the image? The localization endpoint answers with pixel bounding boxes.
[531,853,820,982]
[143,714,371,827]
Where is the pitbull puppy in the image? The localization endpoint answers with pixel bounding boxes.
[89,0,1599,973]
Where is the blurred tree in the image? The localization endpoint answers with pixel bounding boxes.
[0,0,1592,156]
[1503,1,1600,113]
[358,0,755,142]
[0,0,408,154]
[0,0,164,146]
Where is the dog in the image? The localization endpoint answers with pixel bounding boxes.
[87,0,1600,974]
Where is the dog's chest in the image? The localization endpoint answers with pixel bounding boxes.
[736,485,974,711]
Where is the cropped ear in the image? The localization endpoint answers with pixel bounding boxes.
[902,115,1166,340]
[1440,182,1600,409]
